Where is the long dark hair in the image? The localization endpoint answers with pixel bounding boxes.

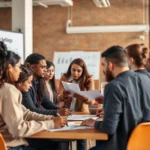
[46,61,58,103]
[64,58,91,79]
[64,58,92,90]
[46,60,57,93]
[0,41,20,87]
[25,53,46,103]
[126,43,149,67]
[16,65,33,84]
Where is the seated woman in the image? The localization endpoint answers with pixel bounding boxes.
[15,65,33,92]
[58,58,98,113]
[57,58,99,150]
[0,41,67,150]
[16,65,69,150]
[44,61,64,108]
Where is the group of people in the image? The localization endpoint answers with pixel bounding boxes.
[0,40,150,150]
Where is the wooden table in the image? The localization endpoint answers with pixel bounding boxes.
[29,112,108,140]
[29,128,107,140]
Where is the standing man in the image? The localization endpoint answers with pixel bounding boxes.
[82,46,150,150]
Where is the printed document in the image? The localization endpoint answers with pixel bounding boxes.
[48,122,93,132]
[67,115,99,121]
[62,81,103,99]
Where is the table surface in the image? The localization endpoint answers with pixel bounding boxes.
[28,112,107,140]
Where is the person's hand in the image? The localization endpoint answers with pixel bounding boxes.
[96,108,104,116]
[95,96,104,104]
[63,91,72,99]
[74,93,89,102]
[57,108,72,116]
[81,118,95,127]
[52,116,68,128]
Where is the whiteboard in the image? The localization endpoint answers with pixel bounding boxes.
[0,30,24,62]
[53,51,100,80]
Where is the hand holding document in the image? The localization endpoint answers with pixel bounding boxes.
[62,81,80,94]
[63,91,72,98]
[62,81,103,100]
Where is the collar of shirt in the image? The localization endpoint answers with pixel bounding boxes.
[68,76,81,84]
[116,70,133,78]
[135,69,147,73]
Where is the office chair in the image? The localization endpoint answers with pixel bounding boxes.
[127,122,150,150]
[0,133,7,150]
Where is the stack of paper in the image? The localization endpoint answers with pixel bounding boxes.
[67,115,98,121]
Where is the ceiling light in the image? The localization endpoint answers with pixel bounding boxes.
[93,0,110,8]
[39,2,48,8]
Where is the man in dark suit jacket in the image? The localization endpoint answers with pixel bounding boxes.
[22,53,71,116]
[82,46,150,150]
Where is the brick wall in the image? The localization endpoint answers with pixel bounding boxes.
[33,0,149,58]
[0,0,149,89]
[33,0,149,89]
[0,8,11,30]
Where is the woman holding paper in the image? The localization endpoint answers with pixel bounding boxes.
[58,58,97,150]
[58,58,97,113]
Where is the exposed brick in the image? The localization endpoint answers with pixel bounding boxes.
[0,0,149,89]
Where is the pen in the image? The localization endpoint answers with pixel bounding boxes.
[56,113,60,117]
[56,113,68,126]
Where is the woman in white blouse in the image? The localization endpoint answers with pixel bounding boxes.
[44,60,64,108]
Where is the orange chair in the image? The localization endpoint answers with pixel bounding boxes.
[127,122,150,150]
[0,133,7,150]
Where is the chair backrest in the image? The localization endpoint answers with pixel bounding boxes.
[127,122,150,150]
[0,133,7,150]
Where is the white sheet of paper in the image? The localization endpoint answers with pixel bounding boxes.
[67,115,98,121]
[62,81,103,99]
[48,122,93,132]
[62,81,80,93]
[78,90,103,100]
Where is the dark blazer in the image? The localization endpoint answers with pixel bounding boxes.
[22,79,59,116]
[94,71,150,150]
[135,69,150,78]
